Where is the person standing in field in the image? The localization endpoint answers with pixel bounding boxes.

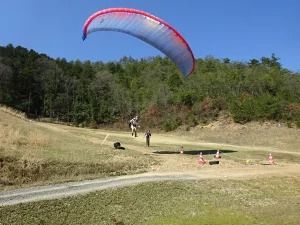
[129,116,139,137]
[144,130,151,147]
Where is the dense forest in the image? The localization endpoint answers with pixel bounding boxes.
[0,44,300,130]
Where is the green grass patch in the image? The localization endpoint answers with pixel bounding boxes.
[150,210,256,225]
[1,177,299,225]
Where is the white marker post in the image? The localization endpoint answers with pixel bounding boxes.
[101,134,109,145]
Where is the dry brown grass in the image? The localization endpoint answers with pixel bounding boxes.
[174,113,300,152]
[0,110,54,186]
[26,131,50,148]
[0,105,28,121]
[0,109,154,189]
[1,105,300,190]
[0,114,50,149]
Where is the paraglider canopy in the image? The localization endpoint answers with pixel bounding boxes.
[82,8,195,76]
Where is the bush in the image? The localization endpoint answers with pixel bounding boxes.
[192,97,224,123]
[230,94,281,123]
[142,104,162,128]
[88,120,98,129]
[185,113,198,127]
[296,120,300,129]
[281,103,300,121]
[162,116,182,131]
[255,95,281,120]
[229,97,256,123]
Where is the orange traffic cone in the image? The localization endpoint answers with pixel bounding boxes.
[198,152,206,166]
[268,153,275,165]
[214,149,221,159]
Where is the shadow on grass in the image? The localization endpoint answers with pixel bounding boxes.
[260,163,276,166]
[153,149,237,155]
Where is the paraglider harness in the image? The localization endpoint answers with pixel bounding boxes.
[129,119,138,128]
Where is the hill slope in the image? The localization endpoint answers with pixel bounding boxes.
[0,107,153,189]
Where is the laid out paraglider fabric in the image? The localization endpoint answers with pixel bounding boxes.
[82,8,195,76]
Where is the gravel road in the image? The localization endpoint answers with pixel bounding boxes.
[0,173,198,206]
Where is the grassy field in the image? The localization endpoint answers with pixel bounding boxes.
[0,108,155,189]
[174,116,300,152]
[1,106,300,190]
[1,107,300,224]
[1,176,299,225]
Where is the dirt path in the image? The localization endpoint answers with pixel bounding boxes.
[0,173,196,206]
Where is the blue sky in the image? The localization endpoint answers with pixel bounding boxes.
[0,0,299,71]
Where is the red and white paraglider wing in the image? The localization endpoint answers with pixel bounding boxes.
[82,8,195,76]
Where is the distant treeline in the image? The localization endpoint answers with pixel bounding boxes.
[0,44,300,130]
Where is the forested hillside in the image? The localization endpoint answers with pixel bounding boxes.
[0,44,300,130]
